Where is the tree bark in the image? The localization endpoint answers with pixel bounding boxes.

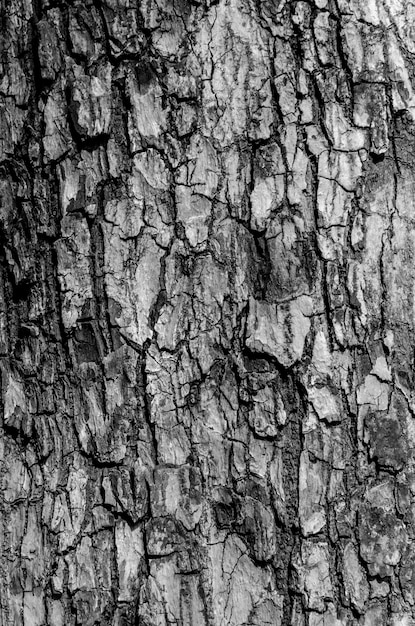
[1,0,415,624]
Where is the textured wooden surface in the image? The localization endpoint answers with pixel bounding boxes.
[1,0,415,624]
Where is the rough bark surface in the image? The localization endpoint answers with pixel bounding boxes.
[1,0,415,624]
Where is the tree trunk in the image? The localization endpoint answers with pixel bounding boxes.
[1,0,414,624]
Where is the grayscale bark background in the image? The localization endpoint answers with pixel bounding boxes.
[1,0,414,624]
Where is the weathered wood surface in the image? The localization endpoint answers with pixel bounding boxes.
[1,0,415,624]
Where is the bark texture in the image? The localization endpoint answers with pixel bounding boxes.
[1,0,415,624]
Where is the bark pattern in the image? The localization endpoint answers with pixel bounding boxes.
[1,0,415,624]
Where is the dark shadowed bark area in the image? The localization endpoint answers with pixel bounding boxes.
[1,0,415,624]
